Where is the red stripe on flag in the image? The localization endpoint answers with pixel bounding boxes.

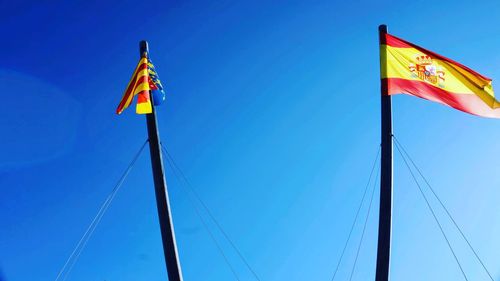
[135,74,149,86]
[136,90,150,103]
[386,78,500,118]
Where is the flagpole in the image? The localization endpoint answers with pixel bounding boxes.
[375,24,393,281]
[140,40,184,281]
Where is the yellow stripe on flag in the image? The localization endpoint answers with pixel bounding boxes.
[136,99,152,114]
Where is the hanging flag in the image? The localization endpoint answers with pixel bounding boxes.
[381,33,500,118]
[116,57,152,114]
[116,57,165,114]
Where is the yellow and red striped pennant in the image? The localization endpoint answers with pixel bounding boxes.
[116,57,152,114]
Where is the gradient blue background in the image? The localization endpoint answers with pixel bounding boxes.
[1,1,499,280]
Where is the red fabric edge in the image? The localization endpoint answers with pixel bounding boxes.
[385,78,500,118]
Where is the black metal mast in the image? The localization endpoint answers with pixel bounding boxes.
[375,24,393,281]
[141,40,184,281]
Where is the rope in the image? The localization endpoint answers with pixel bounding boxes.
[160,144,262,281]
[330,146,380,281]
[163,152,242,281]
[392,136,494,281]
[348,163,380,281]
[393,139,469,281]
[54,140,148,281]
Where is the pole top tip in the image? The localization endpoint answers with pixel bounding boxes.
[139,40,149,56]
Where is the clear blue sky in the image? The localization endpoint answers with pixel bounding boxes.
[1,1,499,281]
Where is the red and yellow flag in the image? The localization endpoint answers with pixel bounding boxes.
[116,57,153,114]
[381,33,500,118]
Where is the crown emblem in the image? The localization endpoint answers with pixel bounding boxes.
[415,55,433,65]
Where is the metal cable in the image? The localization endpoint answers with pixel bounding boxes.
[161,144,262,281]
[348,163,380,281]
[60,196,111,281]
[392,136,494,281]
[163,149,242,281]
[54,140,148,281]
[330,146,381,281]
[393,139,469,281]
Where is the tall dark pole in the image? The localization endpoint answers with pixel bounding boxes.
[375,24,393,281]
[141,40,184,281]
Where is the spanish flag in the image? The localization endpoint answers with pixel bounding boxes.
[116,57,153,114]
[381,33,500,118]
